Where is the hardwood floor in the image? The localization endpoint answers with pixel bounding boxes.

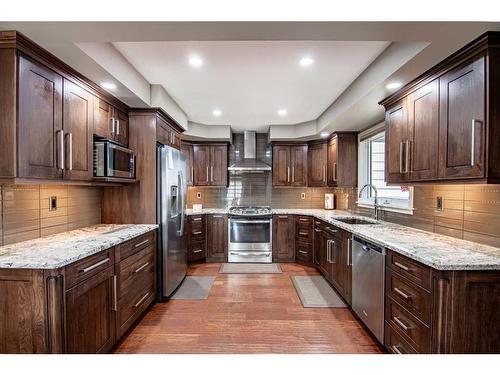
[114,263,385,354]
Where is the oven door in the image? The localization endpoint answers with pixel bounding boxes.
[228,218,272,251]
[107,143,135,178]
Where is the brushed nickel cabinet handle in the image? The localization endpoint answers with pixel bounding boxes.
[133,262,150,274]
[292,166,295,182]
[298,250,308,255]
[134,292,150,308]
[110,117,115,134]
[134,239,149,248]
[112,275,117,311]
[193,249,203,254]
[405,140,411,173]
[393,287,410,299]
[210,166,213,182]
[394,261,410,271]
[391,345,403,354]
[67,132,73,171]
[399,141,404,174]
[278,215,288,218]
[315,228,321,232]
[116,119,120,136]
[287,166,290,182]
[299,218,309,222]
[58,130,65,170]
[206,166,209,182]
[79,258,109,273]
[393,316,409,331]
[212,215,223,218]
[333,162,337,181]
[470,119,481,166]
[193,231,203,235]
[323,165,326,183]
[191,167,194,183]
[299,231,308,236]
[346,238,351,266]
[192,217,202,221]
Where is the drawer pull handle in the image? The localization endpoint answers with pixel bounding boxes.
[393,316,409,331]
[193,249,203,254]
[192,218,202,221]
[394,261,410,271]
[278,215,288,218]
[79,258,110,273]
[212,215,223,218]
[133,262,150,274]
[299,218,309,222]
[394,287,410,300]
[299,231,308,236]
[315,229,321,232]
[134,292,151,308]
[391,345,403,354]
[193,231,203,235]
[298,250,308,255]
[134,239,150,248]
[112,275,117,311]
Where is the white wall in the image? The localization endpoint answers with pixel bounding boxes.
[150,85,188,130]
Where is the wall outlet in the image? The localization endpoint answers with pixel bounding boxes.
[301,192,306,200]
[49,196,57,211]
[436,196,444,211]
[196,192,202,199]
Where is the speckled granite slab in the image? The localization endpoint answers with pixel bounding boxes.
[0,224,158,270]
[186,208,229,215]
[186,207,500,271]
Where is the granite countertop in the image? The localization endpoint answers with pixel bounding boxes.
[187,207,500,271]
[0,224,158,270]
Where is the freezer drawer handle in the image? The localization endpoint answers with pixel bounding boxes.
[229,252,271,257]
[79,258,109,273]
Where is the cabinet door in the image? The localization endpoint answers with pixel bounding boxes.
[439,56,486,179]
[308,142,328,187]
[210,145,228,186]
[272,145,290,186]
[18,55,63,179]
[93,98,113,140]
[290,145,308,186]
[114,108,129,146]
[407,79,439,181]
[385,101,408,184]
[206,215,228,261]
[327,136,338,185]
[327,231,341,287]
[65,267,116,353]
[273,215,295,262]
[313,224,322,268]
[181,143,194,186]
[62,79,93,181]
[193,144,211,186]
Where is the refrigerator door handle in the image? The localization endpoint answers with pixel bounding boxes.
[178,170,185,236]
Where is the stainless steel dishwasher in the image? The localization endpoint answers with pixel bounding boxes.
[352,236,386,344]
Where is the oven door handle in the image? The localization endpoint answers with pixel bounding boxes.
[230,220,270,224]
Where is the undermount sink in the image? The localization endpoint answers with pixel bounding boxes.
[335,217,378,225]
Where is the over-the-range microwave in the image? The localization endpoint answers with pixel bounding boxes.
[93,140,136,179]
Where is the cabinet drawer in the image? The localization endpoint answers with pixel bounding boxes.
[385,298,430,353]
[296,223,312,242]
[296,216,312,225]
[189,223,205,241]
[117,245,155,300]
[188,241,206,262]
[387,250,431,290]
[65,248,115,290]
[117,279,155,339]
[386,269,431,324]
[188,215,204,223]
[295,241,312,263]
[116,230,156,262]
[385,324,418,354]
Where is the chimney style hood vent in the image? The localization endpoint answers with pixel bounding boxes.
[228,131,272,172]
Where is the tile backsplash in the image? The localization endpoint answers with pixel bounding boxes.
[0,185,102,246]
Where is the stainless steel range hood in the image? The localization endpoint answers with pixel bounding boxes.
[228,131,272,172]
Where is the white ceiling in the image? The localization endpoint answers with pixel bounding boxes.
[113,41,389,130]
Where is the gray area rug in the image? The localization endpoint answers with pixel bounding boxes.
[291,275,347,308]
[219,263,282,274]
[170,276,215,300]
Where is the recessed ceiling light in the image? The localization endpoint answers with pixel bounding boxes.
[277,109,287,117]
[212,109,222,117]
[188,55,203,68]
[299,57,314,67]
[320,132,330,138]
[386,82,402,90]
[101,82,117,90]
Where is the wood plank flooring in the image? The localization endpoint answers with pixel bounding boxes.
[114,263,385,354]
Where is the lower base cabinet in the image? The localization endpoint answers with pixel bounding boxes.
[273,215,295,262]
[0,229,157,354]
[206,215,228,262]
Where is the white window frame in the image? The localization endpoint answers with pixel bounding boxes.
[357,123,414,215]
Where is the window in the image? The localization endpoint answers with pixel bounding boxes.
[358,126,413,214]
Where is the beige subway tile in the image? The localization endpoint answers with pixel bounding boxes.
[434,216,463,230]
[434,225,463,239]
[3,229,40,245]
[41,215,68,229]
[2,185,39,201]
[41,224,68,237]
[3,199,40,212]
[3,219,40,236]
[463,231,500,248]
[40,185,68,199]
[464,189,500,202]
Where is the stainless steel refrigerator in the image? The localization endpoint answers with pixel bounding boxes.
[157,144,188,299]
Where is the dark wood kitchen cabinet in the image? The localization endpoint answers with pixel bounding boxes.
[62,79,94,181]
[156,113,182,150]
[193,144,228,187]
[272,144,307,186]
[308,141,328,187]
[273,215,295,262]
[17,55,63,180]
[94,98,129,146]
[65,266,116,354]
[327,132,358,187]
[206,214,228,262]
[181,142,194,186]
[187,215,206,263]
[380,32,500,184]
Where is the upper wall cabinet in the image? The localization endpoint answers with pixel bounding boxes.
[192,144,228,187]
[0,31,130,183]
[180,142,194,186]
[327,132,358,187]
[308,141,328,187]
[272,144,307,186]
[380,32,500,184]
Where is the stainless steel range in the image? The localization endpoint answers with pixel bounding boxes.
[228,206,272,263]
